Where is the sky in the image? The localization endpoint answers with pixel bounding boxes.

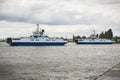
[0,0,120,38]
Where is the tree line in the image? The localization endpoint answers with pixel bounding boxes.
[73,29,113,41]
[99,29,113,40]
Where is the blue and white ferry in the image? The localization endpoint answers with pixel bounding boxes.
[76,31,114,44]
[7,24,67,46]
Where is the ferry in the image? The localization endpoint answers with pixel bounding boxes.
[76,31,114,44]
[6,24,67,46]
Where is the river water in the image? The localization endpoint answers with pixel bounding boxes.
[0,42,120,80]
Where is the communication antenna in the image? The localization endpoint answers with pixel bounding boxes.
[93,30,95,35]
[93,30,96,39]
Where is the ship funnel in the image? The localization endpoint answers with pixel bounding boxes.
[42,29,44,32]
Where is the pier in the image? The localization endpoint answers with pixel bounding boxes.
[95,62,120,80]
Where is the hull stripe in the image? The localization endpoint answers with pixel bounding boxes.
[10,42,67,46]
[77,42,113,44]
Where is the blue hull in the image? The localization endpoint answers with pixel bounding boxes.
[77,42,113,44]
[9,42,67,46]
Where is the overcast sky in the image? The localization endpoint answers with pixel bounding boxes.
[0,0,120,38]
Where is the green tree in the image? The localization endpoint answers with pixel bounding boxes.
[99,31,105,39]
[73,35,81,41]
[105,31,109,39]
[82,36,86,39]
[107,29,113,39]
[73,35,75,41]
[77,35,81,39]
[99,29,113,40]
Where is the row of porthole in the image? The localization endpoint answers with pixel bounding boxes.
[46,39,55,41]
[31,39,55,41]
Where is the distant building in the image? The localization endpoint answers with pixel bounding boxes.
[116,37,120,43]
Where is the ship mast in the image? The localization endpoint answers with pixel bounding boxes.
[36,24,39,32]
[93,30,96,39]
[93,30,95,35]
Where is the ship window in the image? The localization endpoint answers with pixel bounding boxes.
[52,39,55,41]
[46,39,50,41]
[36,39,39,41]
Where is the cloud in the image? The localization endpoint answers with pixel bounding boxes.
[0,0,120,38]
[0,21,119,38]
[98,0,120,4]
[0,0,120,25]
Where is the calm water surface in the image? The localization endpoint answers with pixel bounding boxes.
[0,42,120,80]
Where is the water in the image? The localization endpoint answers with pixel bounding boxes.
[0,42,120,80]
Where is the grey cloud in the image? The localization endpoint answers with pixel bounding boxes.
[0,0,7,3]
[0,0,120,26]
[0,0,7,9]
[99,0,120,4]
